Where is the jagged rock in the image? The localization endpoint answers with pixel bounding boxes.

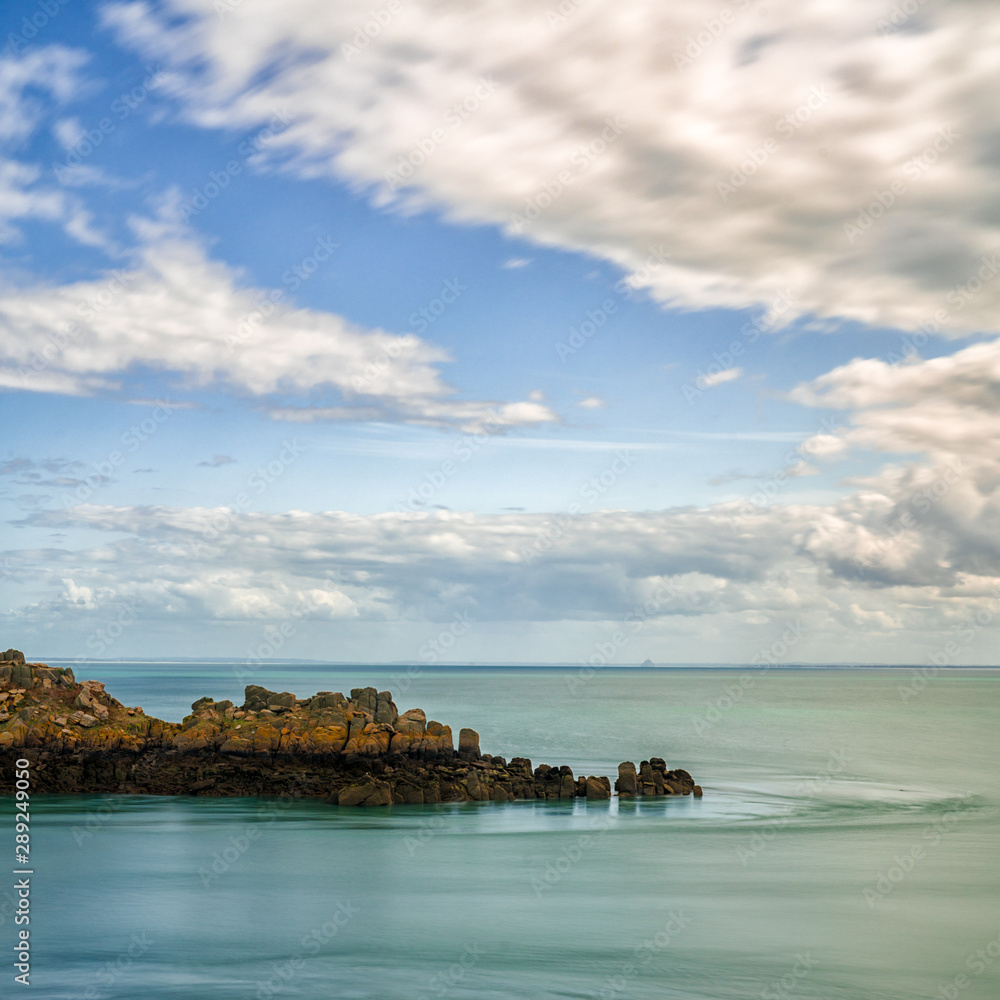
[616,761,638,796]
[463,770,486,800]
[345,721,395,756]
[458,727,480,757]
[68,711,98,728]
[585,775,612,799]
[425,720,454,757]
[242,685,273,711]
[396,708,426,733]
[337,778,391,807]
[0,653,703,805]
[350,687,377,713]
[1,649,25,664]
[310,692,346,711]
[220,736,253,754]
[374,691,398,726]
[393,783,424,804]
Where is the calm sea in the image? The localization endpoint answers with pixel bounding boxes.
[2,664,998,999]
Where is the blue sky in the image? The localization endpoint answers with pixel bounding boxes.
[2,0,999,664]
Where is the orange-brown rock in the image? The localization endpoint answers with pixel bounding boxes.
[0,653,702,806]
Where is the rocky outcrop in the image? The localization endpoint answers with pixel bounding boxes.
[0,655,703,806]
[615,757,702,798]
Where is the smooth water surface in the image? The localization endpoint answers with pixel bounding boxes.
[2,666,998,999]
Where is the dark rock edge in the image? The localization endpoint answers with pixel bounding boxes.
[0,652,703,806]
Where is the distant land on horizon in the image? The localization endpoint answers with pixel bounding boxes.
[35,658,1000,669]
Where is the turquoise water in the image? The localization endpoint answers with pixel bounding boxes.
[3,665,998,999]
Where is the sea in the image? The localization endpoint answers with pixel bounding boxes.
[2,664,998,1000]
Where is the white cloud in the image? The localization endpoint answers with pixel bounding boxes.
[0,47,87,141]
[105,0,1000,336]
[0,223,558,431]
[792,336,1000,461]
[699,367,743,388]
[0,48,107,247]
[52,117,85,149]
[1,484,998,664]
[577,395,605,409]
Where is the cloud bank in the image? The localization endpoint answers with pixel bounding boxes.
[106,0,1000,335]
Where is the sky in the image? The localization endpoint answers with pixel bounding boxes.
[1,0,999,665]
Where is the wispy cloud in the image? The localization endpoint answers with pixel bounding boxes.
[107,0,1000,336]
[699,367,743,388]
[0,223,559,432]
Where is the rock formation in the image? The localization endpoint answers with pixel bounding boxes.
[0,652,702,805]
